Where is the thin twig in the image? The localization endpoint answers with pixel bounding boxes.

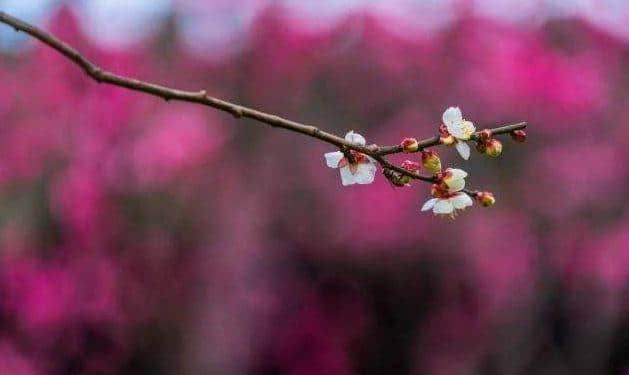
[0,11,526,190]
[375,122,527,156]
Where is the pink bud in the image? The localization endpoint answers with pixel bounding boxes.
[401,160,420,172]
[510,130,527,143]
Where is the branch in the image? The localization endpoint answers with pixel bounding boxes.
[0,11,358,150]
[0,11,526,205]
[375,122,527,156]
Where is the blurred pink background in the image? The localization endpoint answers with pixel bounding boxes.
[1,1,629,374]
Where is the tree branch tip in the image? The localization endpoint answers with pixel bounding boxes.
[0,10,529,218]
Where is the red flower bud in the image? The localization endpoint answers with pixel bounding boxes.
[510,130,527,143]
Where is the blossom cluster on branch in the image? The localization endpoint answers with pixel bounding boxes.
[0,11,526,219]
[324,107,527,218]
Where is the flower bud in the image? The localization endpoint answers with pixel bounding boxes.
[510,130,527,143]
[484,139,503,157]
[421,150,442,174]
[476,191,496,207]
[400,138,419,153]
[401,160,420,172]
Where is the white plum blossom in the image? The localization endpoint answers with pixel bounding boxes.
[442,107,476,160]
[440,168,467,192]
[421,167,473,217]
[324,131,377,186]
[421,193,473,217]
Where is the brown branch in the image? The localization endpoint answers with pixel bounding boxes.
[0,11,526,190]
[373,156,436,183]
[375,122,527,156]
[0,11,358,150]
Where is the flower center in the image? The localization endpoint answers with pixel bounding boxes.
[349,150,368,164]
[431,183,456,199]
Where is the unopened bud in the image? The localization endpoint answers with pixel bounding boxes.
[421,150,442,174]
[401,138,419,153]
[401,160,420,172]
[484,139,503,157]
[510,130,527,143]
[476,191,496,207]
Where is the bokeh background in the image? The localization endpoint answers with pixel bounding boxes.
[1,1,628,374]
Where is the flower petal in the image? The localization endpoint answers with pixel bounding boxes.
[324,151,344,168]
[450,193,473,209]
[345,131,366,146]
[442,107,463,128]
[455,141,471,160]
[461,120,476,138]
[448,121,475,140]
[444,168,466,192]
[446,178,465,192]
[447,125,467,139]
[353,161,377,184]
[339,166,357,186]
[421,198,439,211]
[447,168,468,179]
[433,199,454,214]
